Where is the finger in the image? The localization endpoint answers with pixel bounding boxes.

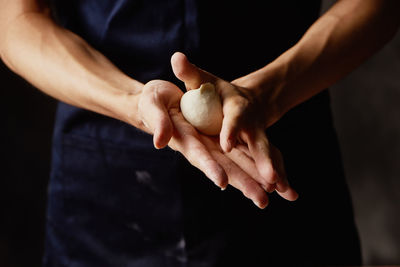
[275,173,298,200]
[169,111,228,189]
[211,149,269,209]
[244,129,278,185]
[227,147,276,193]
[219,92,251,152]
[171,52,215,90]
[276,185,299,201]
[275,176,298,201]
[200,136,269,208]
[219,108,240,153]
[269,145,298,201]
[241,131,297,199]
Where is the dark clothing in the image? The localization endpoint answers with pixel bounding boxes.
[44,1,361,266]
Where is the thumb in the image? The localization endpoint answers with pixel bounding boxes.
[152,106,174,149]
[139,94,174,149]
[171,52,213,90]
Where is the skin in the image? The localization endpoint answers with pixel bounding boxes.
[1,0,399,208]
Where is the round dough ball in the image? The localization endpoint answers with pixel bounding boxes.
[180,83,223,135]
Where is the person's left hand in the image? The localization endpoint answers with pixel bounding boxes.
[171,52,298,201]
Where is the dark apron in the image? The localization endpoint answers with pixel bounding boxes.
[44,1,361,266]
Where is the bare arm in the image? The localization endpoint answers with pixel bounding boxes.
[0,0,144,129]
[169,0,400,200]
[232,0,400,127]
[0,0,282,208]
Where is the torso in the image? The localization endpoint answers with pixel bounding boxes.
[44,1,362,266]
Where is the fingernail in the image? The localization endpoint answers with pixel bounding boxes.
[253,200,267,209]
[215,181,227,191]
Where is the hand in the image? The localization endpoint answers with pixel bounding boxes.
[171,52,298,201]
[137,80,269,208]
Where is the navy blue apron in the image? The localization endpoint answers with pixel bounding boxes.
[44,1,362,266]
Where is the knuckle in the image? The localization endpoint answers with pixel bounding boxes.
[144,79,162,88]
[266,175,278,185]
[262,165,277,184]
[223,97,251,128]
[229,95,249,111]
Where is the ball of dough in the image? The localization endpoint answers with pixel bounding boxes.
[180,83,223,135]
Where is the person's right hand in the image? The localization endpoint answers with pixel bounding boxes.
[137,80,270,208]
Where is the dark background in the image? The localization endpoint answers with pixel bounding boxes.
[322,0,400,264]
[330,31,400,265]
[1,1,399,266]
[0,62,56,267]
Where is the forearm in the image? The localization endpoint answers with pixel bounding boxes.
[0,8,145,129]
[238,0,400,126]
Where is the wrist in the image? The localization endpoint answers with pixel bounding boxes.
[98,78,146,130]
[233,60,289,128]
[265,60,292,126]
